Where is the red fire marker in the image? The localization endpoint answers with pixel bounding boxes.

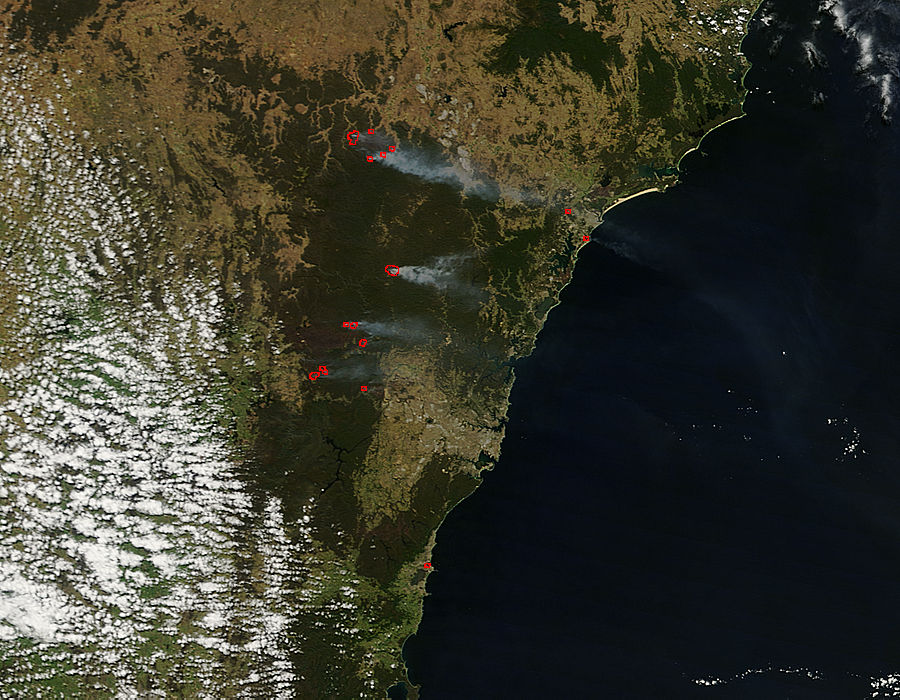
[389,145,396,152]
[346,130,360,146]
[564,208,573,215]
[385,265,400,277]
[358,338,367,347]
[360,385,368,392]
[318,365,328,376]
[367,128,375,135]
[342,321,350,327]
[582,234,590,242]
[309,371,320,381]
[349,321,358,329]
[366,155,374,162]
[423,562,432,570]
[379,152,387,158]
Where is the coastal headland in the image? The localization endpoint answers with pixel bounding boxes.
[0,0,762,694]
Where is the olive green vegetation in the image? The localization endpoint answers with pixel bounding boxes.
[0,0,760,695]
[489,0,622,86]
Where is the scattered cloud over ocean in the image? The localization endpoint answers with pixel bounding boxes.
[820,0,900,120]
[801,40,827,70]
[693,666,823,688]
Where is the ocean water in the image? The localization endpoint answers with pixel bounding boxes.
[403,0,900,697]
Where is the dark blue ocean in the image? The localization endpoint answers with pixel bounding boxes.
[401,0,900,697]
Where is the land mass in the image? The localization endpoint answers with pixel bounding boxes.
[0,0,760,696]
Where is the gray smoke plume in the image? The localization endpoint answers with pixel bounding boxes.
[398,253,473,291]
[362,139,500,200]
[357,131,547,203]
[388,148,499,200]
[357,318,435,343]
[324,358,381,381]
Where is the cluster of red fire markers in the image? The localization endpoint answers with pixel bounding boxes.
[308,128,586,574]
[346,127,397,162]
[308,263,403,392]
[310,131,585,393]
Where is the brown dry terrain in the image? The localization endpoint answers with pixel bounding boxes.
[0,0,759,695]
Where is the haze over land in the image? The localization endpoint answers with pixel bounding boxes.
[0,0,760,695]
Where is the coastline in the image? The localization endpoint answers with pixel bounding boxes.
[392,2,768,695]
[395,110,751,700]
[516,0,769,366]
[602,186,662,213]
[0,0,776,695]
[392,0,900,691]
[394,184,719,700]
[674,113,746,171]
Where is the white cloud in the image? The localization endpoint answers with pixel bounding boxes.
[820,0,899,120]
[0,45,298,697]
